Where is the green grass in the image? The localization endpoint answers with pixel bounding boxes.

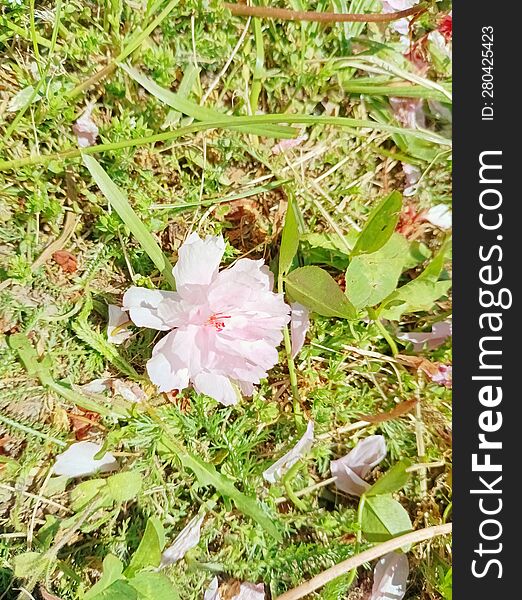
[0,1,452,598]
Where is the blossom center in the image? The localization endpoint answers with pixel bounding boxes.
[205,313,231,332]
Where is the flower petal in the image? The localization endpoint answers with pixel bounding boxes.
[204,577,221,600]
[371,552,409,600]
[431,364,452,388]
[107,305,132,345]
[232,582,265,600]
[123,287,181,331]
[160,514,205,567]
[424,204,452,229]
[73,107,99,148]
[53,441,118,478]
[331,435,387,495]
[193,372,239,406]
[263,421,314,483]
[290,302,310,358]
[173,232,225,289]
[397,320,452,351]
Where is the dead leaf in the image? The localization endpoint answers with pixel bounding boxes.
[52,250,77,273]
[359,399,419,424]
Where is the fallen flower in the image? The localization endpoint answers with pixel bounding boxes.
[53,441,118,478]
[371,552,409,600]
[397,320,452,351]
[263,421,314,483]
[330,435,387,496]
[290,302,310,358]
[272,134,308,155]
[431,364,452,388]
[423,204,452,229]
[160,514,205,567]
[123,233,290,406]
[107,305,132,345]
[203,578,265,600]
[72,106,99,148]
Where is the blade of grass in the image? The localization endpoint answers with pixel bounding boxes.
[82,154,176,289]
[119,63,293,138]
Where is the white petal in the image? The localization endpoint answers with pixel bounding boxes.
[371,552,409,600]
[107,305,132,345]
[172,233,225,289]
[424,204,452,230]
[290,302,310,358]
[72,108,99,148]
[123,287,180,331]
[80,378,111,394]
[331,435,387,494]
[160,514,205,567]
[111,379,146,402]
[263,421,314,483]
[232,582,265,600]
[53,441,118,478]
[397,320,452,351]
[204,577,221,600]
[330,463,371,497]
[193,372,239,406]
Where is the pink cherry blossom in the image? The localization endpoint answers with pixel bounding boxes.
[331,435,387,496]
[123,233,290,406]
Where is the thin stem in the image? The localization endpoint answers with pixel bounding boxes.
[224,3,426,23]
[370,311,399,356]
[275,523,452,600]
[278,274,301,414]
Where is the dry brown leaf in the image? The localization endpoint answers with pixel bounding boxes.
[359,399,419,424]
[52,250,77,273]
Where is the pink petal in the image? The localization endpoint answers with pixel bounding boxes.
[431,364,452,388]
[123,287,181,331]
[232,583,265,600]
[73,108,99,148]
[160,514,205,567]
[290,302,310,358]
[80,378,111,394]
[193,372,239,406]
[331,435,387,496]
[107,305,132,345]
[371,552,409,600]
[111,379,146,402]
[172,233,225,290]
[272,134,308,155]
[390,97,425,129]
[397,320,452,351]
[424,204,452,229]
[146,329,193,392]
[263,421,314,483]
[402,163,421,197]
[53,441,118,478]
[204,577,221,600]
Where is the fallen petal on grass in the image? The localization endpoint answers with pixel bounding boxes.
[263,421,314,483]
[160,514,205,567]
[290,302,310,358]
[107,305,133,345]
[371,552,409,600]
[53,441,118,477]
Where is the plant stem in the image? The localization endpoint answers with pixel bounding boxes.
[278,275,301,415]
[224,2,425,23]
[370,312,399,356]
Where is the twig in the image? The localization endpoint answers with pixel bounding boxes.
[224,3,425,23]
[275,523,452,600]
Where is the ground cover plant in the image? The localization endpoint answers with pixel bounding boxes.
[0,1,452,598]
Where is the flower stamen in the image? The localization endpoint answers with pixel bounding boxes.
[206,313,231,332]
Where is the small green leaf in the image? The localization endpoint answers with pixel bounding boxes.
[90,580,138,600]
[174,448,281,541]
[345,233,408,309]
[13,551,49,579]
[129,572,180,600]
[352,191,403,256]
[361,494,412,542]
[82,155,175,288]
[84,555,125,600]
[106,472,143,503]
[124,517,165,577]
[366,459,412,496]
[380,280,452,321]
[285,266,356,319]
[279,196,299,276]
[70,478,110,512]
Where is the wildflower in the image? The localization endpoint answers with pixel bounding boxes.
[53,441,118,478]
[263,421,314,483]
[290,302,310,358]
[331,435,387,496]
[424,204,452,229]
[397,320,452,351]
[123,233,290,406]
[371,552,409,600]
[73,106,99,148]
[107,305,132,345]
[160,514,205,567]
